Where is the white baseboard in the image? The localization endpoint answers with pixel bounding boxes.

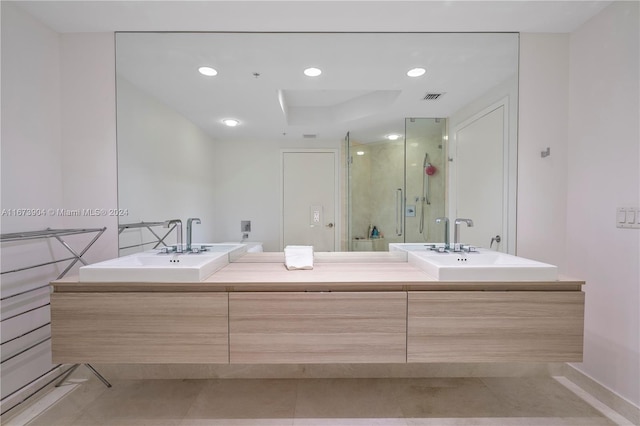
[563,364,640,426]
[0,365,66,421]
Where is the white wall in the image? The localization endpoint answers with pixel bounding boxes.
[117,77,217,253]
[212,138,341,251]
[0,4,118,409]
[60,32,118,264]
[1,2,63,232]
[567,1,639,407]
[517,34,570,271]
[518,2,639,407]
[0,1,64,406]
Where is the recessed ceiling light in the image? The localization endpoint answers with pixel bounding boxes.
[356,151,365,156]
[198,66,218,76]
[387,134,401,141]
[222,118,239,127]
[304,67,322,77]
[407,67,426,77]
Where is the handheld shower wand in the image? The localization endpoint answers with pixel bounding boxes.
[422,153,434,205]
[419,153,437,236]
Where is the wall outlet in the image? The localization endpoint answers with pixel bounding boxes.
[241,220,251,232]
[310,205,322,226]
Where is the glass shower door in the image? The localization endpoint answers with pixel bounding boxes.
[404,118,447,244]
[347,130,405,251]
[347,118,447,251]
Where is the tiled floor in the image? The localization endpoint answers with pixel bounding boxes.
[4,375,632,426]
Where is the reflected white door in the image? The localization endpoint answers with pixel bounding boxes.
[453,105,505,251]
[282,151,337,251]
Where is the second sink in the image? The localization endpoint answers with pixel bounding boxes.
[407,249,558,281]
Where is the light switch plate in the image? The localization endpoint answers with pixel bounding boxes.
[617,207,640,229]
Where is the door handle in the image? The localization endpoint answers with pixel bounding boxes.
[326,223,334,228]
[396,188,403,236]
[490,235,501,248]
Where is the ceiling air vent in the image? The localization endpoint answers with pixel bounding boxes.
[423,93,444,101]
[303,134,317,139]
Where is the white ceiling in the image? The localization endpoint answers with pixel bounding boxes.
[115,32,518,142]
[14,1,612,34]
[11,1,612,143]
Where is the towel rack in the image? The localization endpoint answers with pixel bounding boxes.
[1,228,106,279]
[118,221,175,252]
[0,227,110,416]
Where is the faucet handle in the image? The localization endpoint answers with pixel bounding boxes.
[454,218,474,226]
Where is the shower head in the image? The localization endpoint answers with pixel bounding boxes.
[423,152,436,175]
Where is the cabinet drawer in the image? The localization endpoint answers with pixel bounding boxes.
[229,292,407,363]
[51,292,229,363]
[407,291,584,362]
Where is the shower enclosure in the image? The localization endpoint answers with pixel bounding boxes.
[347,118,447,251]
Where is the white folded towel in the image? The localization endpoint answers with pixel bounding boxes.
[284,245,314,270]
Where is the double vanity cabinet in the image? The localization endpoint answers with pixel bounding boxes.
[50,251,585,365]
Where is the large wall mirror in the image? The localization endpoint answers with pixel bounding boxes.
[116,32,518,254]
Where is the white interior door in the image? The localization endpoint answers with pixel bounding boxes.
[282,151,337,251]
[452,105,505,251]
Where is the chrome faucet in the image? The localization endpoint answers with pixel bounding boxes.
[186,217,201,252]
[435,217,450,247]
[453,218,474,245]
[164,219,183,253]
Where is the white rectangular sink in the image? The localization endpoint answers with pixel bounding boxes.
[79,251,229,282]
[406,249,558,281]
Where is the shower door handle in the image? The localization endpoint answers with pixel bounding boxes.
[396,188,403,236]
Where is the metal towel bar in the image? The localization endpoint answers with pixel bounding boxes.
[0,227,110,415]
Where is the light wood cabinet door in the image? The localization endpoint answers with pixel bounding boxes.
[407,291,584,362]
[229,292,407,363]
[51,293,229,363]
